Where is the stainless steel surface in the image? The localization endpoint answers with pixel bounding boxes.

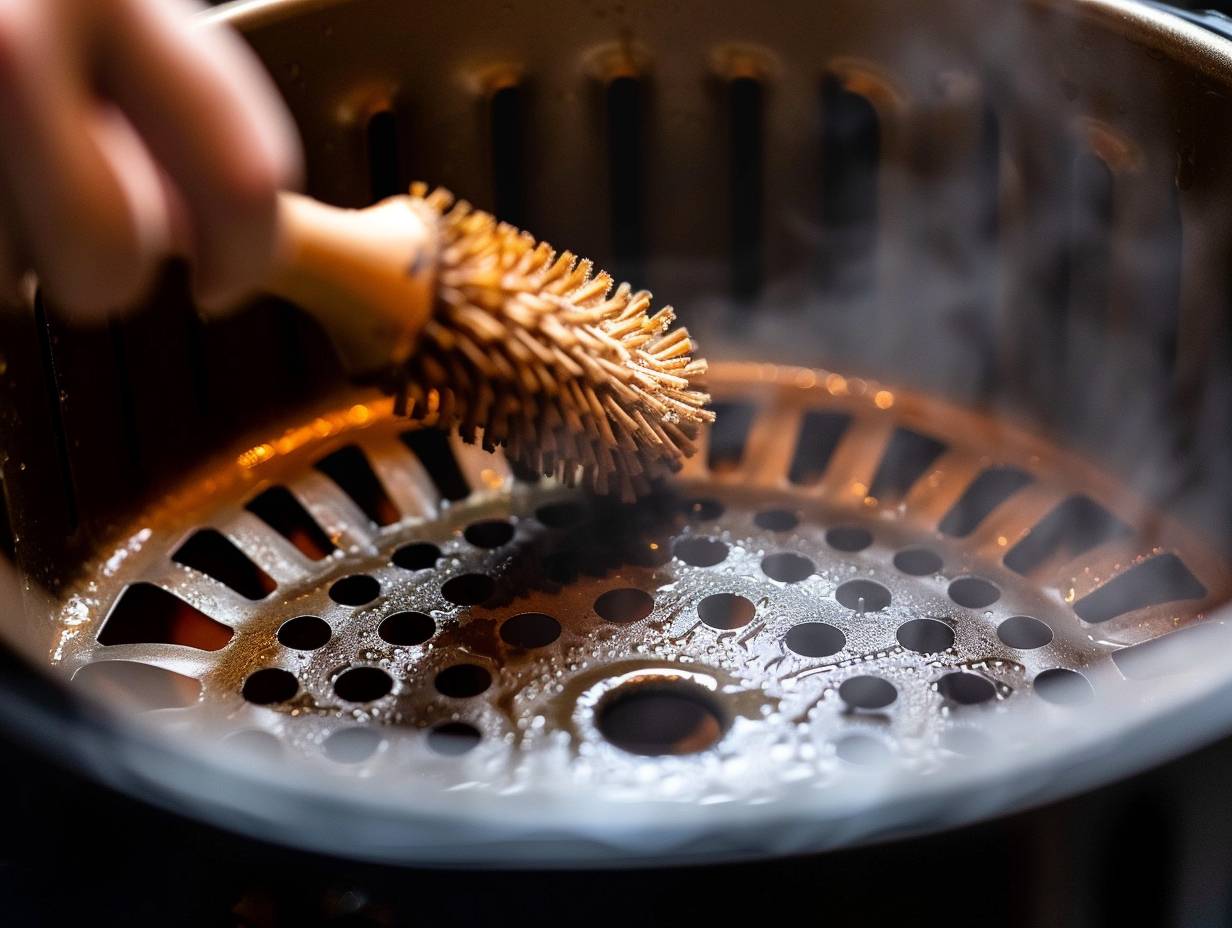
[3,0,1232,866]
[52,363,1228,819]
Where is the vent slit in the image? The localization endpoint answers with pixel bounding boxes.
[818,74,879,291]
[939,467,1034,537]
[315,444,400,526]
[490,83,527,228]
[978,107,1001,241]
[728,76,764,301]
[867,428,947,502]
[245,486,336,561]
[706,401,757,473]
[1063,152,1114,399]
[367,108,400,203]
[172,529,276,600]
[1074,553,1206,624]
[1003,494,1130,577]
[99,582,233,650]
[606,75,646,282]
[399,429,470,501]
[788,411,851,486]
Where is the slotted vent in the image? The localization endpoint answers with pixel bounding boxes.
[315,444,399,526]
[818,74,880,291]
[1074,553,1206,624]
[1004,495,1129,576]
[53,366,1227,814]
[940,467,1034,537]
[99,583,233,650]
[788,410,850,485]
[245,486,335,560]
[400,428,470,501]
[706,401,757,472]
[172,530,275,601]
[868,428,947,502]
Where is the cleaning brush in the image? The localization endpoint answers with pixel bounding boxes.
[265,184,713,501]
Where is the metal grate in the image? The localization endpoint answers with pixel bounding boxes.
[53,363,1229,804]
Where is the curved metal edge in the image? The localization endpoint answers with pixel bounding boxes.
[1063,0,1232,87]
[13,613,1232,869]
[1142,2,1232,41]
[202,0,356,30]
[204,0,1232,92]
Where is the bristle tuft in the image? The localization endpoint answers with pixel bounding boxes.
[394,185,713,499]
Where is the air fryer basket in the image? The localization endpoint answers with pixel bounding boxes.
[2,0,1232,866]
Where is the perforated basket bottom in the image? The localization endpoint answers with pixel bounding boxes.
[54,363,1229,804]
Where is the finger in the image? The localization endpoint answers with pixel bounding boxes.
[0,1,162,317]
[100,0,303,305]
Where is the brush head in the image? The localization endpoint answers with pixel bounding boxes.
[383,184,714,501]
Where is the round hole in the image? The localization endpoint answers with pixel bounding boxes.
[277,615,331,651]
[948,576,1001,609]
[378,611,435,646]
[839,675,897,710]
[835,579,891,612]
[441,573,495,606]
[334,666,393,703]
[835,734,892,767]
[535,501,587,528]
[392,542,442,571]
[329,574,380,606]
[596,682,726,756]
[697,593,756,630]
[826,525,873,552]
[998,615,1054,650]
[323,727,382,764]
[897,618,955,653]
[684,498,724,521]
[500,612,561,649]
[1034,668,1094,706]
[241,668,298,705]
[595,588,654,624]
[427,721,482,756]
[464,519,515,549]
[674,537,729,567]
[224,729,282,760]
[894,547,943,576]
[435,663,492,698]
[937,672,996,705]
[940,727,990,756]
[785,622,846,657]
[754,509,799,532]
[762,552,815,583]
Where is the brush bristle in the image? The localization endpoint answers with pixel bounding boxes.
[387,183,714,501]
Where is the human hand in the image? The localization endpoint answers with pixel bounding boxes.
[0,0,301,317]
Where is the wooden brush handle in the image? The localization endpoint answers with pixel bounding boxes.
[265,192,439,374]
